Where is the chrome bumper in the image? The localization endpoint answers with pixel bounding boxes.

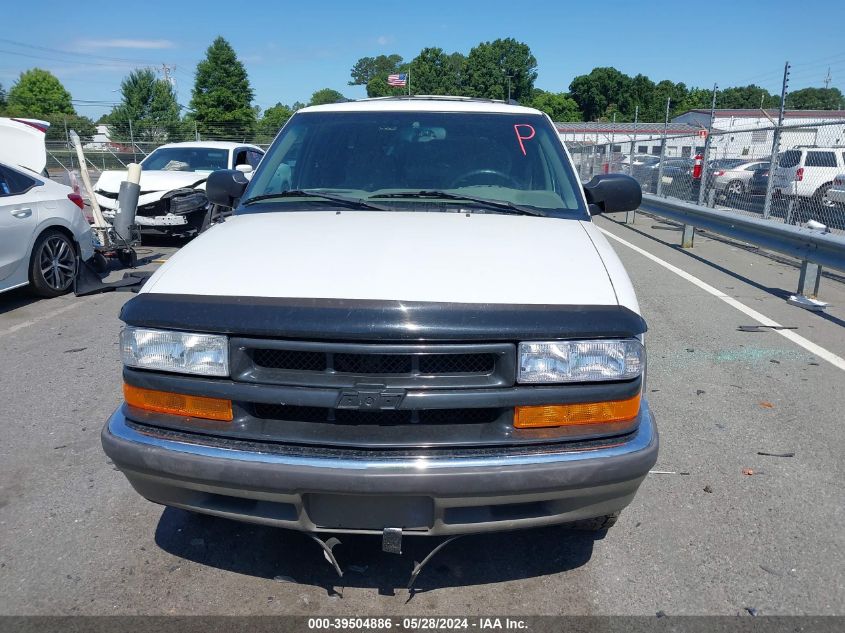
[102,402,658,535]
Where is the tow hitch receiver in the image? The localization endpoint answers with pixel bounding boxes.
[382,527,403,554]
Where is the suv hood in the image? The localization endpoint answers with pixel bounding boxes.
[143,210,619,306]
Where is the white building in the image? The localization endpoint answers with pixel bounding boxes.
[672,109,845,160]
[557,110,845,165]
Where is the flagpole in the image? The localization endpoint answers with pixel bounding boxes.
[408,68,411,98]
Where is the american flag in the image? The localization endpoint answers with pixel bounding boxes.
[387,73,407,87]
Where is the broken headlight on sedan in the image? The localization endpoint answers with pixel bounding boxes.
[168,191,208,214]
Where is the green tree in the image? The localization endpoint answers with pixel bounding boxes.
[787,87,844,110]
[257,102,294,142]
[365,76,403,98]
[309,88,346,106]
[463,39,537,102]
[717,85,778,110]
[0,82,6,112]
[105,68,182,143]
[409,48,464,95]
[349,54,403,85]
[530,90,582,121]
[189,36,256,140]
[6,68,74,117]
[569,67,634,121]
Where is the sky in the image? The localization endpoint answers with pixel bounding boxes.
[2,0,844,121]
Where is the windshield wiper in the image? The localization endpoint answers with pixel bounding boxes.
[370,190,547,217]
[242,190,390,211]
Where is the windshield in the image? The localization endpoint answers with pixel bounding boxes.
[141,147,229,173]
[242,111,587,217]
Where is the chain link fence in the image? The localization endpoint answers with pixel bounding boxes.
[564,118,845,234]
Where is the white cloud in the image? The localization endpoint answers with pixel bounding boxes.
[76,39,175,50]
[376,35,394,46]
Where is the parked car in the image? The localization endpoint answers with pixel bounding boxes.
[0,162,94,296]
[628,155,661,192]
[772,147,845,214]
[748,164,771,196]
[827,174,845,207]
[93,141,264,238]
[713,160,770,198]
[102,97,657,542]
[0,117,50,177]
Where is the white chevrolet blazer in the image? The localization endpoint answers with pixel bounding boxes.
[103,97,657,543]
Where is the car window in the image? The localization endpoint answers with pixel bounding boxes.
[233,149,250,167]
[140,147,229,172]
[245,111,588,217]
[0,164,38,197]
[805,152,836,168]
[778,151,801,168]
[247,150,263,168]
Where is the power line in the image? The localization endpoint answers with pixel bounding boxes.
[0,37,174,66]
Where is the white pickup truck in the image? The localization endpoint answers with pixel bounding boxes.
[102,97,656,543]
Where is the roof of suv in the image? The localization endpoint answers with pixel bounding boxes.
[297,96,545,116]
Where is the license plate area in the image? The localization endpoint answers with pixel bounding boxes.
[304,494,434,530]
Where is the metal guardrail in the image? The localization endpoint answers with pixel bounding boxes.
[634,193,845,303]
[638,194,845,273]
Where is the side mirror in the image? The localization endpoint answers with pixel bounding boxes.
[583,173,642,215]
[206,169,249,208]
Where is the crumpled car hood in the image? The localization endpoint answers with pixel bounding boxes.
[94,169,207,209]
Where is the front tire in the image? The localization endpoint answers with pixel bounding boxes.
[726,180,744,197]
[29,229,77,297]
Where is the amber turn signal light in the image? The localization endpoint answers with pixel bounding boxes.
[123,383,233,422]
[514,394,641,429]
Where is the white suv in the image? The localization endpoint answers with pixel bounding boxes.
[772,147,845,211]
[102,98,656,545]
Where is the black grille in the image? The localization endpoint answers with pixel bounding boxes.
[253,404,503,426]
[250,350,497,376]
[419,353,496,374]
[334,353,412,374]
[253,349,327,372]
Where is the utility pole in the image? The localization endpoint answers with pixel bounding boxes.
[655,97,671,196]
[824,67,831,90]
[697,83,718,206]
[506,74,512,102]
[763,61,790,220]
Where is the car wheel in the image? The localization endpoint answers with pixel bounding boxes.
[726,180,744,196]
[117,248,137,268]
[565,512,620,532]
[815,184,836,208]
[28,229,78,297]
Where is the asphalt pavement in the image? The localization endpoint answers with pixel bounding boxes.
[1,220,843,616]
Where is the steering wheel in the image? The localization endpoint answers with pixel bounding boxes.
[450,169,519,189]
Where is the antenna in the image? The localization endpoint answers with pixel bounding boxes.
[824,67,831,90]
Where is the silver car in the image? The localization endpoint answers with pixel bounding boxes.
[713,160,770,198]
[0,163,94,297]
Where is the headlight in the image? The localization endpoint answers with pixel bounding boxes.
[518,339,644,384]
[168,192,208,214]
[120,327,229,377]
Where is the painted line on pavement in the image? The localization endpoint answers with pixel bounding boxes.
[0,299,86,339]
[599,226,845,372]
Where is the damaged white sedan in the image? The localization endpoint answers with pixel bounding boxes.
[93,141,264,238]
